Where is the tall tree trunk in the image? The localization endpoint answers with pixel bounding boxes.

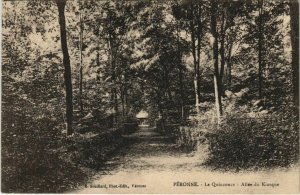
[165,69,173,101]
[96,24,101,79]
[121,89,125,118]
[161,54,172,101]
[190,5,200,115]
[258,0,264,99]
[120,74,126,118]
[289,0,299,111]
[56,0,73,135]
[123,71,128,118]
[79,11,84,117]
[196,3,202,111]
[211,0,222,124]
[176,19,185,121]
[114,87,118,124]
[226,43,233,87]
[219,6,226,97]
[108,35,117,125]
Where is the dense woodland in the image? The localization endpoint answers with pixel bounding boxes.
[2,0,299,193]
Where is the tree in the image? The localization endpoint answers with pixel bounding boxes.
[257,0,264,99]
[217,0,246,93]
[210,0,222,123]
[56,0,73,135]
[289,0,299,111]
[190,2,202,115]
[189,2,201,115]
[175,11,185,120]
[79,8,84,117]
[219,2,227,97]
[172,0,206,117]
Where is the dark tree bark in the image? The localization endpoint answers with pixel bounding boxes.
[176,18,185,121]
[190,3,200,115]
[108,35,118,125]
[211,0,222,123]
[196,3,202,112]
[258,0,264,99]
[289,0,299,111]
[56,0,73,135]
[226,41,233,87]
[79,11,84,117]
[219,6,226,97]
[122,72,128,118]
[96,30,100,69]
[121,89,125,118]
[164,63,173,101]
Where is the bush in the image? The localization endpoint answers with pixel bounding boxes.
[205,107,299,170]
[174,126,205,151]
[164,100,299,170]
[64,128,124,169]
[1,126,125,193]
[1,83,129,192]
[157,123,207,152]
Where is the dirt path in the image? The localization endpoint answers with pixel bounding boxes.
[71,127,299,194]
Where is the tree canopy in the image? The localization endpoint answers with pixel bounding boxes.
[2,0,299,192]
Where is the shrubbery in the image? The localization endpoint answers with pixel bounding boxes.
[1,83,138,192]
[205,106,299,170]
[162,97,299,170]
[165,125,204,151]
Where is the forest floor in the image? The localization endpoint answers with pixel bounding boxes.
[70,127,299,194]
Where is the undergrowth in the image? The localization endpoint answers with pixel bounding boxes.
[165,97,299,171]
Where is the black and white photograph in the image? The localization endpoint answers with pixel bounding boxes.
[1,0,299,193]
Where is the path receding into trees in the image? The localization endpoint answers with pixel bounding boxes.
[71,127,299,194]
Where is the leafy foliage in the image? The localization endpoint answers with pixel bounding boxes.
[205,105,299,170]
[1,0,298,192]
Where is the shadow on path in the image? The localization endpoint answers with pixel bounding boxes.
[71,126,299,194]
[94,127,191,174]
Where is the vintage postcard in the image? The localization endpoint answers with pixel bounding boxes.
[1,0,299,194]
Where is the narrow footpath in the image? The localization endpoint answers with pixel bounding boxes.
[71,127,299,194]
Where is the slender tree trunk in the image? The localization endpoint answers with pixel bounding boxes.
[289,0,299,111]
[165,71,173,101]
[108,36,117,125]
[162,55,172,101]
[121,92,125,118]
[113,46,119,124]
[226,43,233,87]
[258,0,264,99]
[176,19,185,121]
[96,24,101,79]
[120,74,126,118]
[56,0,73,135]
[179,67,184,120]
[79,11,84,117]
[211,0,222,124]
[123,71,128,117]
[196,3,202,111]
[114,87,118,123]
[214,75,222,122]
[158,106,165,131]
[190,5,200,115]
[219,7,226,97]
